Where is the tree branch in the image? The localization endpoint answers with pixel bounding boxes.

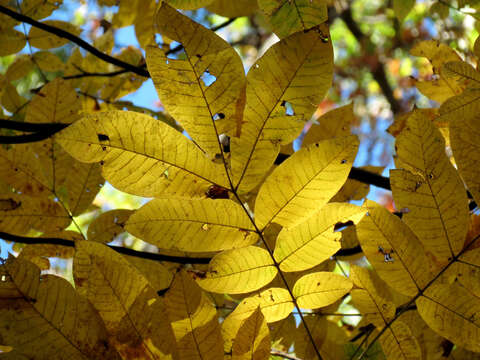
[0,5,149,78]
[0,232,211,264]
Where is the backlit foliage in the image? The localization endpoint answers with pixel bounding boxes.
[0,1,480,359]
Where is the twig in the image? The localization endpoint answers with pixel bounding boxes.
[0,232,211,264]
[270,349,303,360]
[0,5,149,77]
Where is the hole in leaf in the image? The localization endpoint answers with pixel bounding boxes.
[255,63,259,69]
[202,223,209,231]
[281,100,294,116]
[213,113,225,121]
[1,275,6,282]
[201,69,217,86]
[97,134,109,141]
[341,159,347,164]
[196,54,202,59]
[334,220,354,232]
[399,207,410,213]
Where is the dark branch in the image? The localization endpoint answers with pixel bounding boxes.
[0,5,149,78]
[0,232,211,264]
[63,69,130,80]
[0,120,67,133]
[0,132,64,144]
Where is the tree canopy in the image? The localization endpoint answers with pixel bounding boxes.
[1,0,480,359]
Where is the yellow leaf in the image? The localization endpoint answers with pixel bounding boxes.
[26,78,81,124]
[32,51,65,72]
[231,24,334,194]
[393,0,414,22]
[87,209,133,243]
[254,136,359,230]
[331,166,383,202]
[416,282,480,353]
[165,0,215,10]
[1,82,28,114]
[443,60,480,88]
[125,256,174,292]
[410,40,461,75]
[258,0,328,38]
[232,307,271,360]
[0,194,70,234]
[55,110,229,197]
[28,20,81,49]
[293,272,352,309]
[222,288,293,351]
[378,321,422,360]
[126,198,257,252]
[302,103,355,146]
[5,54,34,82]
[196,246,277,294]
[294,315,328,360]
[450,111,480,205]
[165,270,224,359]
[0,143,52,197]
[73,241,178,359]
[20,0,62,20]
[350,265,396,328]
[390,110,469,264]
[437,87,480,126]
[0,29,26,56]
[414,77,460,104]
[18,234,77,270]
[356,202,432,296]
[0,257,121,359]
[207,0,258,17]
[146,3,246,157]
[444,248,480,298]
[274,202,365,272]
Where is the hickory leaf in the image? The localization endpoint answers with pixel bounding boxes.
[390,110,469,265]
[146,3,246,157]
[56,110,229,197]
[292,272,353,309]
[165,270,224,359]
[232,307,271,360]
[222,288,293,352]
[356,201,432,296]
[258,0,328,38]
[73,241,178,359]
[231,24,334,194]
[273,202,365,272]
[126,198,257,252]
[0,257,121,360]
[196,246,278,294]
[255,136,359,230]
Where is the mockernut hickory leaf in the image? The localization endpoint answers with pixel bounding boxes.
[232,307,270,360]
[258,0,328,38]
[165,270,224,360]
[126,198,257,252]
[255,136,359,230]
[0,257,121,360]
[73,241,177,359]
[273,202,365,272]
[56,110,229,198]
[356,201,432,296]
[196,246,277,294]
[146,3,246,157]
[292,272,353,309]
[390,110,469,265]
[231,24,334,194]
